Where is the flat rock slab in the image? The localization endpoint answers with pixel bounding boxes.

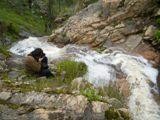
[119,35,142,52]
[0,92,12,101]
[9,92,88,113]
[8,71,20,80]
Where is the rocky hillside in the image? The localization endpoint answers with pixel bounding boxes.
[49,0,160,64]
[0,52,130,120]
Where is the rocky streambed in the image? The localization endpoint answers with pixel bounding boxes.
[1,0,160,119]
[0,36,158,120]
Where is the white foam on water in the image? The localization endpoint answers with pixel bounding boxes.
[10,37,62,60]
[10,37,160,120]
[110,53,160,120]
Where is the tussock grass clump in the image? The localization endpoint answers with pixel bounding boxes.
[56,60,87,84]
[99,84,125,103]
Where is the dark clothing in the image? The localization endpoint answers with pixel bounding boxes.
[24,53,53,78]
[39,69,54,78]
[39,56,54,78]
[41,56,49,70]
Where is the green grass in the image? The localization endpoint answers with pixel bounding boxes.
[105,108,121,120]
[0,1,47,42]
[0,45,11,57]
[80,84,125,102]
[0,7,46,34]
[56,60,87,84]
[105,107,130,120]
[154,30,160,43]
[99,84,125,103]
[80,87,102,101]
[154,18,160,43]
[1,60,87,93]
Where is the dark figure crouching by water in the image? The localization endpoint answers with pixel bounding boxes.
[24,48,54,78]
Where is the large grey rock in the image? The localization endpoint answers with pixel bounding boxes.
[101,0,124,17]
[92,101,109,120]
[19,30,31,38]
[9,92,88,113]
[49,0,155,48]
[6,55,24,69]
[0,105,27,120]
[122,35,142,51]
[0,92,12,101]
[49,2,103,47]
[8,71,20,80]
[25,108,83,120]
[145,25,157,38]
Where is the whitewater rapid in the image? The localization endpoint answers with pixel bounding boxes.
[10,37,160,120]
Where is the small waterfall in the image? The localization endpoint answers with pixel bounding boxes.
[10,37,160,120]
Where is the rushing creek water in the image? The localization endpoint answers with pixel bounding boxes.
[10,37,160,120]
